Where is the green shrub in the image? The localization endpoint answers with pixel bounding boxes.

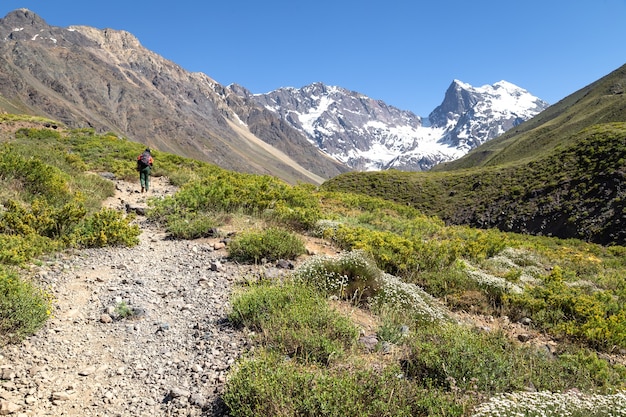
[74,208,140,248]
[114,301,134,319]
[0,199,87,239]
[504,266,626,350]
[223,350,469,417]
[0,267,52,344]
[14,127,61,141]
[229,281,358,365]
[294,250,381,303]
[165,211,218,239]
[404,322,626,395]
[147,174,321,235]
[0,146,73,205]
[0,234,59,265]
[228,227,306,263]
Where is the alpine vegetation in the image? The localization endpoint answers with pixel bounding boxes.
[471,390,626,417]
[294,250,448,322]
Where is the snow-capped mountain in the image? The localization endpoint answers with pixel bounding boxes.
[240,80,549,171]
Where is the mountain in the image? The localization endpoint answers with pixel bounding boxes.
[239,80,548,171]
[433,64,626,172]
[0,8,547,183]
[322,63,626,245]
[0,9,348,184]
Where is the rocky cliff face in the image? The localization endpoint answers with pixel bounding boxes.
[0,9,346,184]
[244,80,549,171]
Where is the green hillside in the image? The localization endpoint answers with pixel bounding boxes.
[1,116,625,416]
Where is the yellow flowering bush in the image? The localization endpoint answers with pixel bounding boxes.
[0,267,53,344]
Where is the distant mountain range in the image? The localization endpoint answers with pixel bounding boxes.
[0,8,546,182]
[238,80,548,171]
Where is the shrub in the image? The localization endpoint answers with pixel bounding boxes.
[147,174,321,235]
[74,208,140,248]
[0,234,58,265]
[0,267,53,344]
[504,266,626,350]
[114,301,134,319]
[372,273,449,322]
[223,350,469,417]
[294,250,382,303]
[472,390,626,417]
[228,228,306,263]
[0,146,73,205]
[403,322,626,396]
[165,211,218,239]
[0,199,87,239]
[229,281,358,365]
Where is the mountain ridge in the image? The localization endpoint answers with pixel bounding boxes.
[242,79,548,171]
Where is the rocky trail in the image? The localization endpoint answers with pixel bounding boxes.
[0,176,282,417]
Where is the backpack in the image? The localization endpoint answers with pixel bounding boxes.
[137,151,152,169]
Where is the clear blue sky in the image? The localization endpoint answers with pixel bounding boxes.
[0,1,624,116]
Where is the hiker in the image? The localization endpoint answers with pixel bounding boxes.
[136,148,153,192]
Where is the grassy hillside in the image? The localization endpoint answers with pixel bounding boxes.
[1,117,625,416]
[322,122,626,245]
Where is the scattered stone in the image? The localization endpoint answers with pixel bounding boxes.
[517,334,533,343]
[275,259,294,269]
[78,365,97,376]
[132,307,146,318]
[156,322,170,333]
[520,317,532,326]
[189,393,207,408]
[0,399,20,415]
[0,369,15,381]
[359,334,378,351]
[51,391,71,401]
[210,261,222,271]
[168,387,191,399]
[100,314,113,324]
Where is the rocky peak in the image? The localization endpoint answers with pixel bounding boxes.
[0,9,95,48]
[429,80,479,128]
[0,8,47,31]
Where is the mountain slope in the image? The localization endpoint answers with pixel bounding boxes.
[433,63,626,171]
[0,9,346,184]
[322,64,626,245]
[241,80,547,171]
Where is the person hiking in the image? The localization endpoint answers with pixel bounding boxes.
[137,148,154,192]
